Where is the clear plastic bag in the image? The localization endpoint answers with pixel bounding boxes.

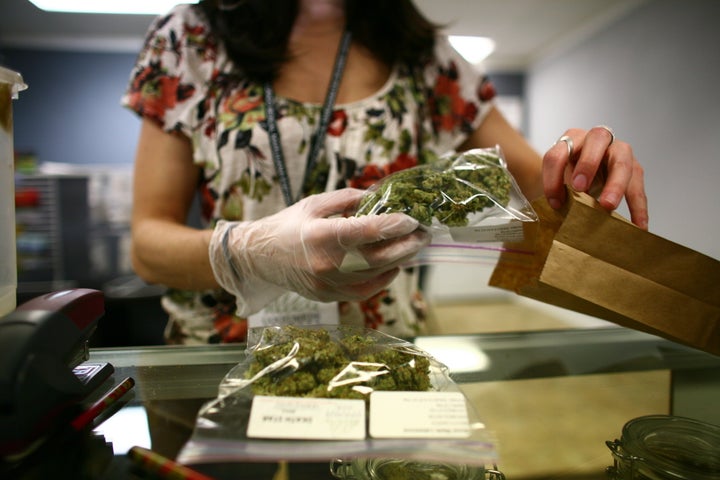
[355,146,537,245]
[177,325,499,470]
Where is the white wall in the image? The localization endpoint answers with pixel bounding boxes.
[428,0,720,307]
[527,0,720,261]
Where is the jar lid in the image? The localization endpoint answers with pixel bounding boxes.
[0,66,28,98]
[619,415,720,479]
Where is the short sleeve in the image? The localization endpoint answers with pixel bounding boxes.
[423,35,497,147]
[121,4,218,137]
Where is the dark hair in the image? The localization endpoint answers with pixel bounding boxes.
[198,0,440,83]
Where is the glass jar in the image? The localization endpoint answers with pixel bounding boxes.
[329,458,505,480]
[606,414,720,480]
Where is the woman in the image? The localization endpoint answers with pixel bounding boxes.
[123,0,647,346]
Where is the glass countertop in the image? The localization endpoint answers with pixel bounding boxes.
[5,327,719,480]
[87,327,719,400]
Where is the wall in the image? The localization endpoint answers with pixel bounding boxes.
[430,0,720,306]
[0,48,140,165]
[527,0,720,261]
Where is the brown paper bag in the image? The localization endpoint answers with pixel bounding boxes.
[489,188,720,356]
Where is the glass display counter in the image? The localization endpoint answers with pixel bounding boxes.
[9,327,720,479]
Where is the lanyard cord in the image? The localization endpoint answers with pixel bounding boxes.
[264,30,353,206]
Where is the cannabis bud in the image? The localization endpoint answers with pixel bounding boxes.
[356,148,513,227]
[246,326,432,400]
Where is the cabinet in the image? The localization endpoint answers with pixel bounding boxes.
[14,174,89,298]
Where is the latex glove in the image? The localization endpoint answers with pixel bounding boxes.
[209,188,430,316]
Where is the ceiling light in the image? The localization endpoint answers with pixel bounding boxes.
[27,0,196,15]
[448,35,496,65]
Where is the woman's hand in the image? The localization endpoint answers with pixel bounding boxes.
[542,126,648,230]
[209,188,431,316]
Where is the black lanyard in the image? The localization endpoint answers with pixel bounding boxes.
[263,30,353,206]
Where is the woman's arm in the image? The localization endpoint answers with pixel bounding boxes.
[459,106,648,229]
[130,118,219,290]
[458,106,544,202]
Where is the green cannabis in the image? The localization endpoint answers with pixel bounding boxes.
[356,149,513,227]
[246,326,431,400]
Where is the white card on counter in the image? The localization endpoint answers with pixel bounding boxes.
[247,395,366,440]
[369,391,471,438]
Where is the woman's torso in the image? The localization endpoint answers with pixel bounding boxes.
[123,4,495,344]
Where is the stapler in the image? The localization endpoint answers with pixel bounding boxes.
[0,288,114,458]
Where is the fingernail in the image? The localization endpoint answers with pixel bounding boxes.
[603,192,619,208]
[548,198,562,209]
[572,174,587,191]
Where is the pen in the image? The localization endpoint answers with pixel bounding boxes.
[128,446,215,480]
[70,376,135,431]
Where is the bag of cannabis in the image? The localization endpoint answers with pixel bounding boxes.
[177,325,498,469]
[355,146,537,245]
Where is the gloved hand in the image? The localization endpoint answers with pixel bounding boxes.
[209,188,431,316]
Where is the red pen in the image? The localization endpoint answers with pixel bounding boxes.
[70,376,135,431]
[128,446,216,480]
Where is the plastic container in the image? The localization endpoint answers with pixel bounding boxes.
[0,66,27,317]
[606,414,720,479]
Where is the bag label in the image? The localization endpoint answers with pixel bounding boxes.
[449,220,526,243]
[369,391,471,438]
[247,395,366,440]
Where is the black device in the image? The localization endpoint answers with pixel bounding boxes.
[0,289,114,458]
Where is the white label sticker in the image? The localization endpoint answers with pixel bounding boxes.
[449,221,526,243]
[247,395,366,440]
[369,391,471,438]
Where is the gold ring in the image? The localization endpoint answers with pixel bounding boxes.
[596,125,615,145]
[555,135,573,157]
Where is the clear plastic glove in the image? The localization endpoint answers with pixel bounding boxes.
[209,188,431,316]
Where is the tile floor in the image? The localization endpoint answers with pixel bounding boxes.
[427,300,671,480]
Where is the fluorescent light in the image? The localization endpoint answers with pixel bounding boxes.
[28,0,196,15]
[449,35,496,65]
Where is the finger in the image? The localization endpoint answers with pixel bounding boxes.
[301,218,424,279]
[334,213,420,248]
[302,188,366,218]
[595,141,633,211]
[338,229,430,273]
[590,141,648,229]
[570,126,615,193]
[358,229,431,267]
[624,161,649,230]
[543,130,579,208]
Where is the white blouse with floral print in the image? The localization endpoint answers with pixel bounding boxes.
[122,4,496,345]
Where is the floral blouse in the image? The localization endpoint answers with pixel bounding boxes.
[122,4,496,345]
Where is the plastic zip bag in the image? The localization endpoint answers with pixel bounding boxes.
[177,325,499,470]
[355,146,537,245]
